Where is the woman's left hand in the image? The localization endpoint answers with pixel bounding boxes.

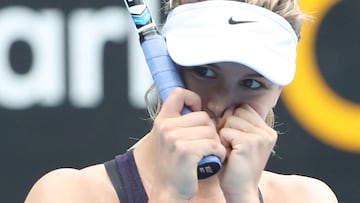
[218,104,277,203]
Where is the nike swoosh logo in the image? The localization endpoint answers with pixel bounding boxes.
[228,17,256,25]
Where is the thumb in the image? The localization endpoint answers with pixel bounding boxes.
[158,88,202,118]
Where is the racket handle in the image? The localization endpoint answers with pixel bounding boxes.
[141,34,222,179]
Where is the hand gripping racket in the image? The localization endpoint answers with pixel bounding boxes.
[123,0,222,179]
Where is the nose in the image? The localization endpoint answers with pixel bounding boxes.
[207,96,230,118]
[205,92,239,128]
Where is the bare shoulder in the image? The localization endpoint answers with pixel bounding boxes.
[25,164,119,203]
[259,171,338,203]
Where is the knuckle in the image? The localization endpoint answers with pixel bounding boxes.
[202,127,216,138]
[173,87,185,95]
[258,129,278,149]
[198,111,214,125]
[155,119,171,133]
[209,140,221,150]
[268,128,278,142]
[173,141,187,154]
[198,111,208,118]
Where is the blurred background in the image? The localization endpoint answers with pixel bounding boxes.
[0,0,359,202]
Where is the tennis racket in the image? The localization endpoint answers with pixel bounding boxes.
[123,0,221,179]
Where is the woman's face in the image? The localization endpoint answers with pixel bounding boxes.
[179,62,283,129]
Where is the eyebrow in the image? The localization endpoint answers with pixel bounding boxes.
[190,64,266,79]
[243,73,265,78]
[206,64,265,77]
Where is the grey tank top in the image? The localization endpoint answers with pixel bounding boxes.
[104,149,264,203]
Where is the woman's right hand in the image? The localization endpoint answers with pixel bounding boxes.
[149,88,226,202]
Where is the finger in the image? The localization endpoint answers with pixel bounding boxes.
[168,111,215,128]
[223,116,257,133]
[175,139,227,163]
[161,125,220,143]
[159,88,202,118]
[233,104,268,128]
[219,127,249,149]
[154,111,216,140]
[223,115,275,143]
[234,105,278,138]
[220,126,277,154]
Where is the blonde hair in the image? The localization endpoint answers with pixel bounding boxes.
[145,0,306,127]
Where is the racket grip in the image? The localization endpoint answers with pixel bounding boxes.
[141,34,222,179]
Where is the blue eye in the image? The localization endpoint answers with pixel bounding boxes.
[240,79,262,89]
[193,67,216,78]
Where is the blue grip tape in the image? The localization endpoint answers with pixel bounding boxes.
[141,35,221,179]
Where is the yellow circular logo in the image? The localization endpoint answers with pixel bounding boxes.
[282,0,360,153]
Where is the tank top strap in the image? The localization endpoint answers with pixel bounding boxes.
[104,149,148,203]
[259,188,264,203]
[104,159,128,203]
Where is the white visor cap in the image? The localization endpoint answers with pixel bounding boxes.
[162,1,299,86]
